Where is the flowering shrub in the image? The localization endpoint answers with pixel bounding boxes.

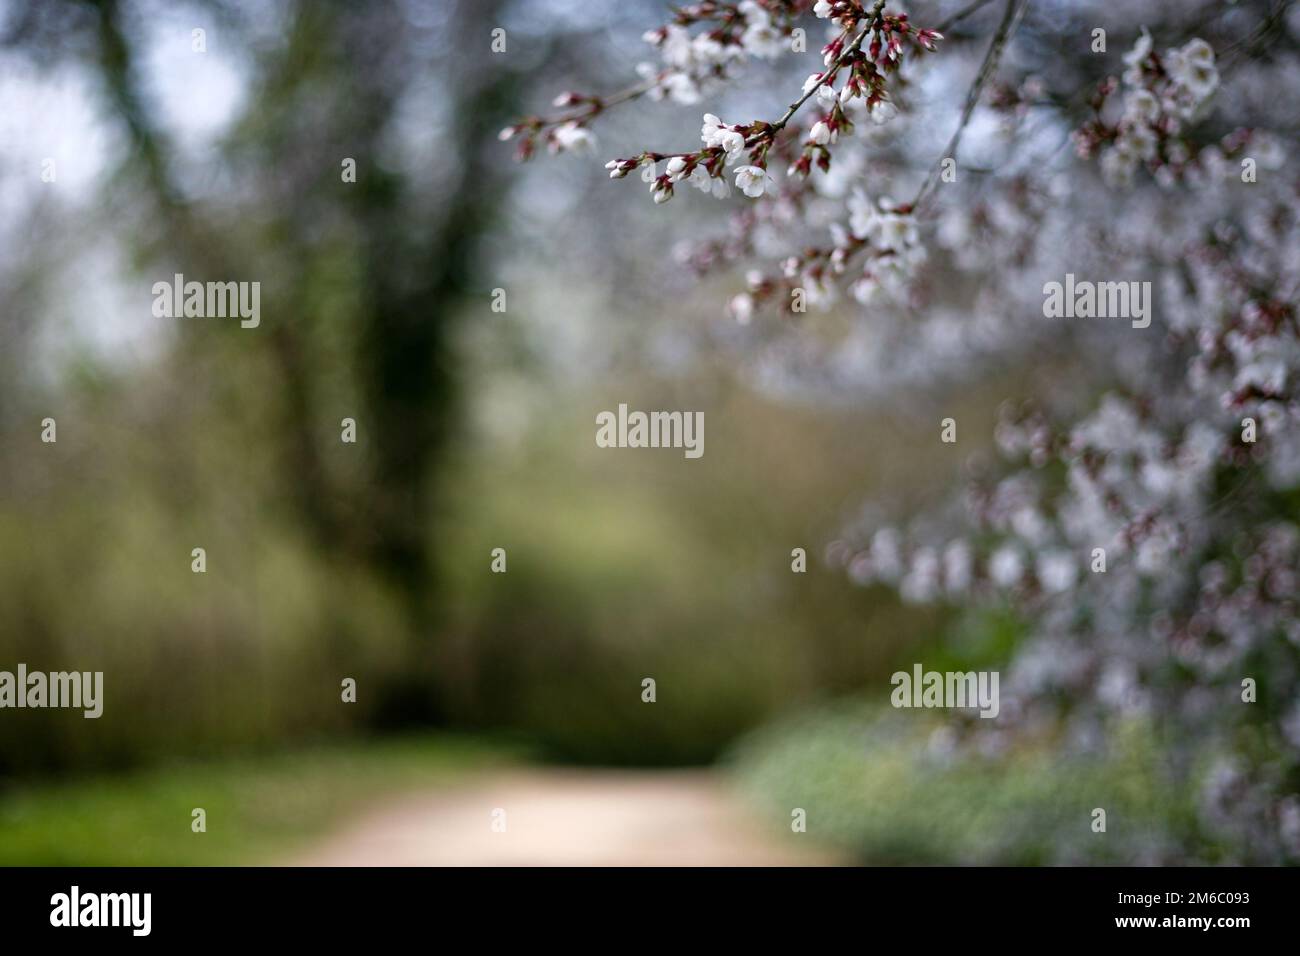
[512,0,1300,861]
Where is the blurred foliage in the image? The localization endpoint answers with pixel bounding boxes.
[428,375,960,764]
[0,355,963,772]
[731,702,1211,865]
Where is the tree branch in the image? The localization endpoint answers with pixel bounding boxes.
[912,0,1029,210]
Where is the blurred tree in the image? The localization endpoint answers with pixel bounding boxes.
[3,0,517,721]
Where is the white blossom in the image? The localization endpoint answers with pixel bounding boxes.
[734,164,772,198]
[551,122,595,154]
[689,164,730,198]
[1166,38,1218,103]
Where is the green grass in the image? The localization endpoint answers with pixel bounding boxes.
[0,733,520,866]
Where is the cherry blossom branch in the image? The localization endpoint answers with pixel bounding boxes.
[499,80,656,160]
[605,2,942,204]
[765,0,887,137]
[504,1,819,159]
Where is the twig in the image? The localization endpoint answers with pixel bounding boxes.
[937,0,997,34]
[528,78,656,132]
[1220,0,1294,72]
[911,0,1029,210]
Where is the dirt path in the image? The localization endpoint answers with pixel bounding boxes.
[287,768,839,866]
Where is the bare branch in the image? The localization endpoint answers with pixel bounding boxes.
[912,0,1030,210]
